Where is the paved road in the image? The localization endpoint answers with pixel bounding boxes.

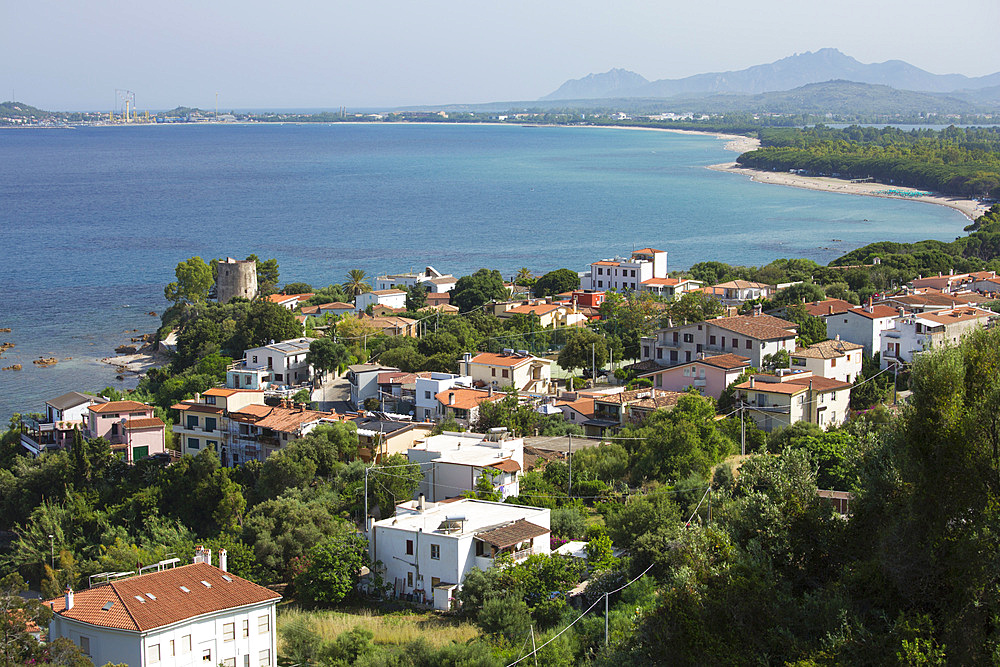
[313,375,353,413]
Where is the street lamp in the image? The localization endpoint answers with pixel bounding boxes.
[48,534,54,570]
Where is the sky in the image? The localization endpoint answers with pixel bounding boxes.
[3,0,999,111]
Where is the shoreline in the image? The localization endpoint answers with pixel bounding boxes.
[708,162,988,221]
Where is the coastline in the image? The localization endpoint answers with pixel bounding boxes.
[708,161,988,221]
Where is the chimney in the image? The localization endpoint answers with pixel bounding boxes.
[828,305,834,315]
[193,545,204,564]
[488,385,494,397]
[865,297,873,313]
[749,376,755,389]
[65,587,74,611]
[835,334,840,341]
[448,392,455,405]
[418,493,426,511]
[194,392,201,403]
[218,548,228,572]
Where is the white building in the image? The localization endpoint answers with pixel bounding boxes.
[823,303,901,357]
[240,338,314,389]
[355,289,407,312]
[347,364,400,408]
[790,338,864,384]
[881,306,996,369]
[368,498,550,611]
[407,430,524,502]
[582,247,668,292]
[414,372,473,421]
[374,266,455,293]
[47,549,280,667]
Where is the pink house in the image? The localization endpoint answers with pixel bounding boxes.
[87,400,166,462]
[640,353,750,399]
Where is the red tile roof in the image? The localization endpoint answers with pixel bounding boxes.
[89,401,151,414]
[792,339,863,359]
[504,303,563,316]
[801,299,854,317]
[848,305,900,320]
[488,459,522,473]
[633,247,664,254]
[123,417,164,430]
[698,353,752,369]
[435,388,503,411]
[468,352,535,368]
[708,314,798,340]
[47,563,279,632]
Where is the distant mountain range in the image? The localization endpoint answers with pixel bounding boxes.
[542,48,1000,101]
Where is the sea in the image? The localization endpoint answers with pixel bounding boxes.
[0,122,971,422]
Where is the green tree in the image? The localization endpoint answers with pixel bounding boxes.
[164,256,213,304]
[533,268,580,297]
[307,337,349,378]
[232,300,302,352]
[452,269,506,313]
[282,282,313,295]
[293,521,369,605]
[772,282,827,308]
[558,329,608,374]
[370,454,422,517]
[341,269,372,298]
[405,284,428,311]
[665,291,724,325]
[247,254,280,294]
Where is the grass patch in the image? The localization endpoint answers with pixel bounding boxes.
[277,604,479,650]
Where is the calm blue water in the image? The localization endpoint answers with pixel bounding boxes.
[0,123,969,421]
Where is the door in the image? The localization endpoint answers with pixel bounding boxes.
[132,446,148,460]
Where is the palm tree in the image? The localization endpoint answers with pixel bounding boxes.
[342,269,372,298]
[514,267,533,286]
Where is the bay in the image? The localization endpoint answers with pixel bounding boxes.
[0,123,969,422]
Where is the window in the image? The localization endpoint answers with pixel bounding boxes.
[205,417,217,432]
[491,368,496,377]
[831,358,837,367]
[149,644,161,662]
[424,391,432,399]
[188,437,200,450]
[252,355,258,363]
[656,348,662,360]
[670,351,678,362]
[745,339,752,349]
[187,415,198,429]
[258,614,270,634]
[202,648,212,661]
[80,637,90,656]
[169,640,175,656]
[205,395,217,405]
[223,622,235,642]
[407,571,413,587]
[243,619,249,638]
[502,369,509,378]
[683,333,694,343]
[182,635,191,653]
[431,544,441,560]
[222,659,236,667]
[672,332,679,343]
[709,335,716,345]
[642,346,649,358]
[720,337,725,348]
[406,539,413,555]
[244,656,250,667]
[259,649,271,666]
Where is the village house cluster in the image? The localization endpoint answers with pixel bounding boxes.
[15,251,1000,657]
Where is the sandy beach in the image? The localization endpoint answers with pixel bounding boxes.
[709,161,988,221]
[100,346,167,375]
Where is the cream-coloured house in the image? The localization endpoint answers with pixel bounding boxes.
[459,351,553,394]
[790,338,864,384]
[734,369,851,432]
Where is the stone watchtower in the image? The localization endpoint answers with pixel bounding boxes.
[216,257,258,303]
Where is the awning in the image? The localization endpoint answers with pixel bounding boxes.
[476,519,548,549]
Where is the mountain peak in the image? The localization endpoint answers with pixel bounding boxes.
[540,68,648,101]
[542,50,1000,100]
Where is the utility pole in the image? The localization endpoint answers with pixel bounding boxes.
[530,625,538,667]
[364,466,370,528]
[592,343,596,386]
[893,362,898,405]
[605,592,610,645]
[567,433,572,496]
[740,405,745,456]
[48,534,54,570]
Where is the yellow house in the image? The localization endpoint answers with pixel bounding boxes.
[459,351,553,394]
[171,387,265,466]
[734,370,851,432]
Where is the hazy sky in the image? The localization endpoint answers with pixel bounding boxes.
[4,0,999,111]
